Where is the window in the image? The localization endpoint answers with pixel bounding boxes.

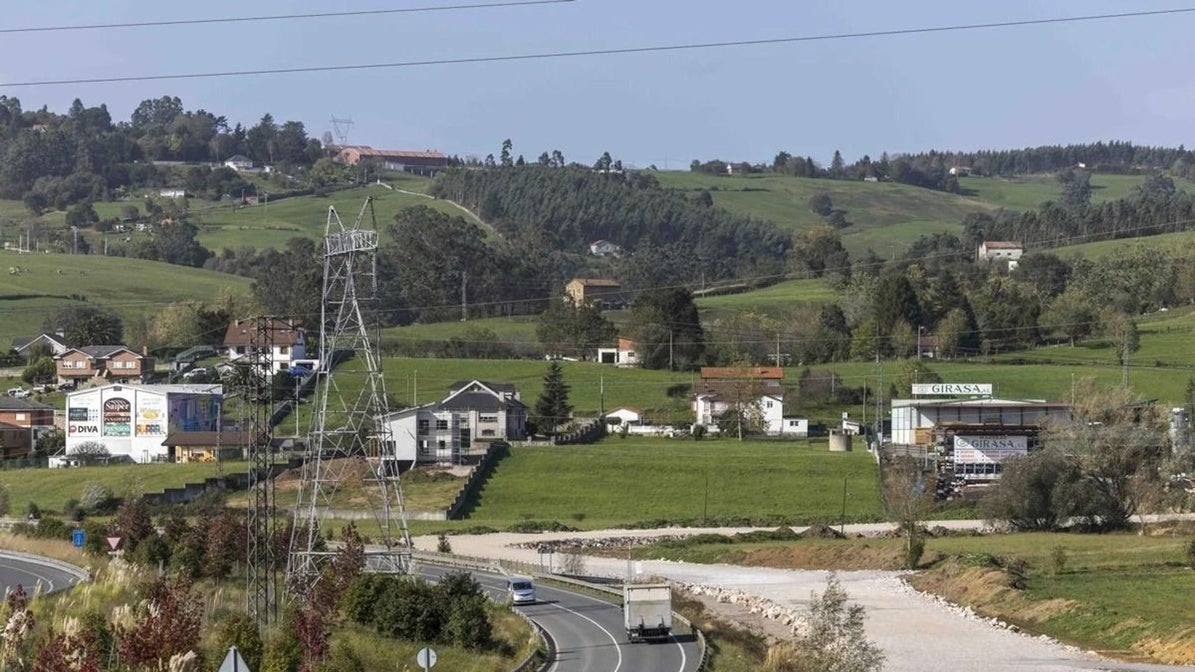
[417,419,429,435]
[236,346,246,355]
[419,440,431,455]
[479,415,497,423]
[765,401,773,408]
[435,419,449,431]
[279,346,289,355]
[482,429,496,437]
[15,413,26,422]
[437,439,446,450]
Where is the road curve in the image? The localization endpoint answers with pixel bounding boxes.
[419,565,700,672]
[0,553,86,597]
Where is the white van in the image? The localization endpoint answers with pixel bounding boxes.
[507,577,536,605]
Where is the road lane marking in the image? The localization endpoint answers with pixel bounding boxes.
[674,633,687,672]
[548,600,623,672]
[0,561,56,594]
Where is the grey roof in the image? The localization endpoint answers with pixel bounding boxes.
[448,380,517,395]
[0,397,52,411]
[440,392,525,412]
[12,333,67,351]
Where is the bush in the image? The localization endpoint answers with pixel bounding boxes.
[1050,546,1068,576]
[1002,557,1030,589]
[905,537,925,569]
[20,356,55,385]
[692,424,706,440]
[316,642,364,672]
[1186,539,1195,570]
[80,482,115,512]
[436,534,452,554]
[214,613,263,672]
[0,482,10,516]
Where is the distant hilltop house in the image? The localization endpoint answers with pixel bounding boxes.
[597,337,639,367]
[223,154,254,172]
[588,239,623,258]
[564,278,624,308]
[948,166,972,176]
[159,188,187,198]
[333,145,449,176]
[978,241,1024,267]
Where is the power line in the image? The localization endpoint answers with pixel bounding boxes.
[3,6,1193,87]
[0,0,575,34]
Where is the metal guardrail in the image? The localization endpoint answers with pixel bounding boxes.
[413,550,710,670]
[0,550,90,585]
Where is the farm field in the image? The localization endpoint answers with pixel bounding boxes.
[0,250,251,346]
[1050,229,1195,259]
[957,172,1195,211]
[462,437,882,529]
[383,315,541,351]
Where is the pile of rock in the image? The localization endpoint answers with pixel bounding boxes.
[677,582,811,637]
[511,535,689,552]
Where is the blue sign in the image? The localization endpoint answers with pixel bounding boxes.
[71,529,85,548]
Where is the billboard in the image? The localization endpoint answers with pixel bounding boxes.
[912,383,992,396]
[102,397,132,437]
[952,435,1028,465]
[67,394,101,437]
[135,392,167,436]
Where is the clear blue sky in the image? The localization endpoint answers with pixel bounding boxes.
[3,1,1194,167]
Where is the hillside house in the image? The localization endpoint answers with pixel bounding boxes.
[565,278,623,308]
[378,379,527,470]
[693,366,802,435]
[12,332,69,359]
[55,346,155,385]
[978,241,1024,266]
[159,188,187,198]
[223,155,253,172]
[605,406,643,425]
[597,337,640,367]
[949,166,972,176]
[333,146,449,176]
[222,318,307,375]
[588,240,623,258]
[0,397,55,459]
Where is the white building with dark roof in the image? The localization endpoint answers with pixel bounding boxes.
[63,383,223,464]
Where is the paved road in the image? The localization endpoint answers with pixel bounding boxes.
[0,554,84,597]
[419,564,700,672]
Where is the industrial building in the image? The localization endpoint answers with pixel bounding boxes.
[891,396,1070,482]
[63,383,223,464]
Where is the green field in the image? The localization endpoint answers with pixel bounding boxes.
[0,461,234,514]
[0,250,251,346]
[462,437,882,528]
[958,173,1195,211]
[1051,229,1195,259]
[383,315,542,350]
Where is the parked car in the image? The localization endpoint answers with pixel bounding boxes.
[287,365,314,379]
[182,367,211,381]
[58,381,77,392]
[6,387,31,398]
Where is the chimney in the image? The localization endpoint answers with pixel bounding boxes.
[142,345,148,356]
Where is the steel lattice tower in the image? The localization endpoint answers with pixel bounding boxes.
[243,317,278,625]
[288,198,412,590]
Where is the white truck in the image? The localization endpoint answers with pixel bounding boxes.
[623,583,672,642]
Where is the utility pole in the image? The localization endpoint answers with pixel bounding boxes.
[460,271,468,322]
[874,351,884,450]
[1122,342,1129,387]
[668,330,674,371]
[775,332,781,368]
[599,374,605,416]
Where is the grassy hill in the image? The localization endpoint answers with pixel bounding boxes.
[0,250,251,346]
[653,171,996,255]
[1051,229,1195,259]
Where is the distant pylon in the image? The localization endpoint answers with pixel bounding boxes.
[288,198,411,592]
[329,115,354,145]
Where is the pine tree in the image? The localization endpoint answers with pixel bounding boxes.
[533,362,573,435]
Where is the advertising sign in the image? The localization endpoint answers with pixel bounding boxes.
[103,397,132,437]
[911,383,992,396]
[135,392,167,437]
[952,435,1028,465]
[67,395,101,437]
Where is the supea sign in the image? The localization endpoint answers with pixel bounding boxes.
[911,383,992,396]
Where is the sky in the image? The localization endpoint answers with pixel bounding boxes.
[3,1,1195,168]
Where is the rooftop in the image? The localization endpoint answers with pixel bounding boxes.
[0,397,53,411]
[223,318,304,346]
[982,241,1023,249]
[700,366,784,381]
[568,278,621,287]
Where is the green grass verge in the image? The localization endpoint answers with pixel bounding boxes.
[462,437,882,529]
[0,461,239,514]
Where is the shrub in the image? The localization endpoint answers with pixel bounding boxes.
[80,482,115,512]
[692,424,706,440]
[1002,557,1030,589]
[1186,539,1195,570]
[0,482,10,517]
[214,613,263,672]
[436,534,452,554]
[1050,546,1068,576]
[316,642,364,672]
[905,537,925,569]
[25,502,39,519]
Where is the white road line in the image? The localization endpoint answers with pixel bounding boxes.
[549,601,624,672]
[674,634,687,672]
[0,561,57,594]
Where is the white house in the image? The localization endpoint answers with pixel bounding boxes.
[159,188,187,198]
[597,338,639,367]
[779,417,810,437]
[12,332,69,359]
[588,240,623,258]
[378,403,462,470]
[605,406,643,425]
[224,155,254,172]
[978,241,1024,264]
[694,391,785,434]
[63,383,223,464]
[222,318,307,376]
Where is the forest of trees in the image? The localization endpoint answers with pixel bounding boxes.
[0,95,323,207]
[430,165,790,287]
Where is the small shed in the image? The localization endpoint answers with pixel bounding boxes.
[162,430,252,463]
[606,406,643,425]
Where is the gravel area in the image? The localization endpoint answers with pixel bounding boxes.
[418,523,1195,672]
